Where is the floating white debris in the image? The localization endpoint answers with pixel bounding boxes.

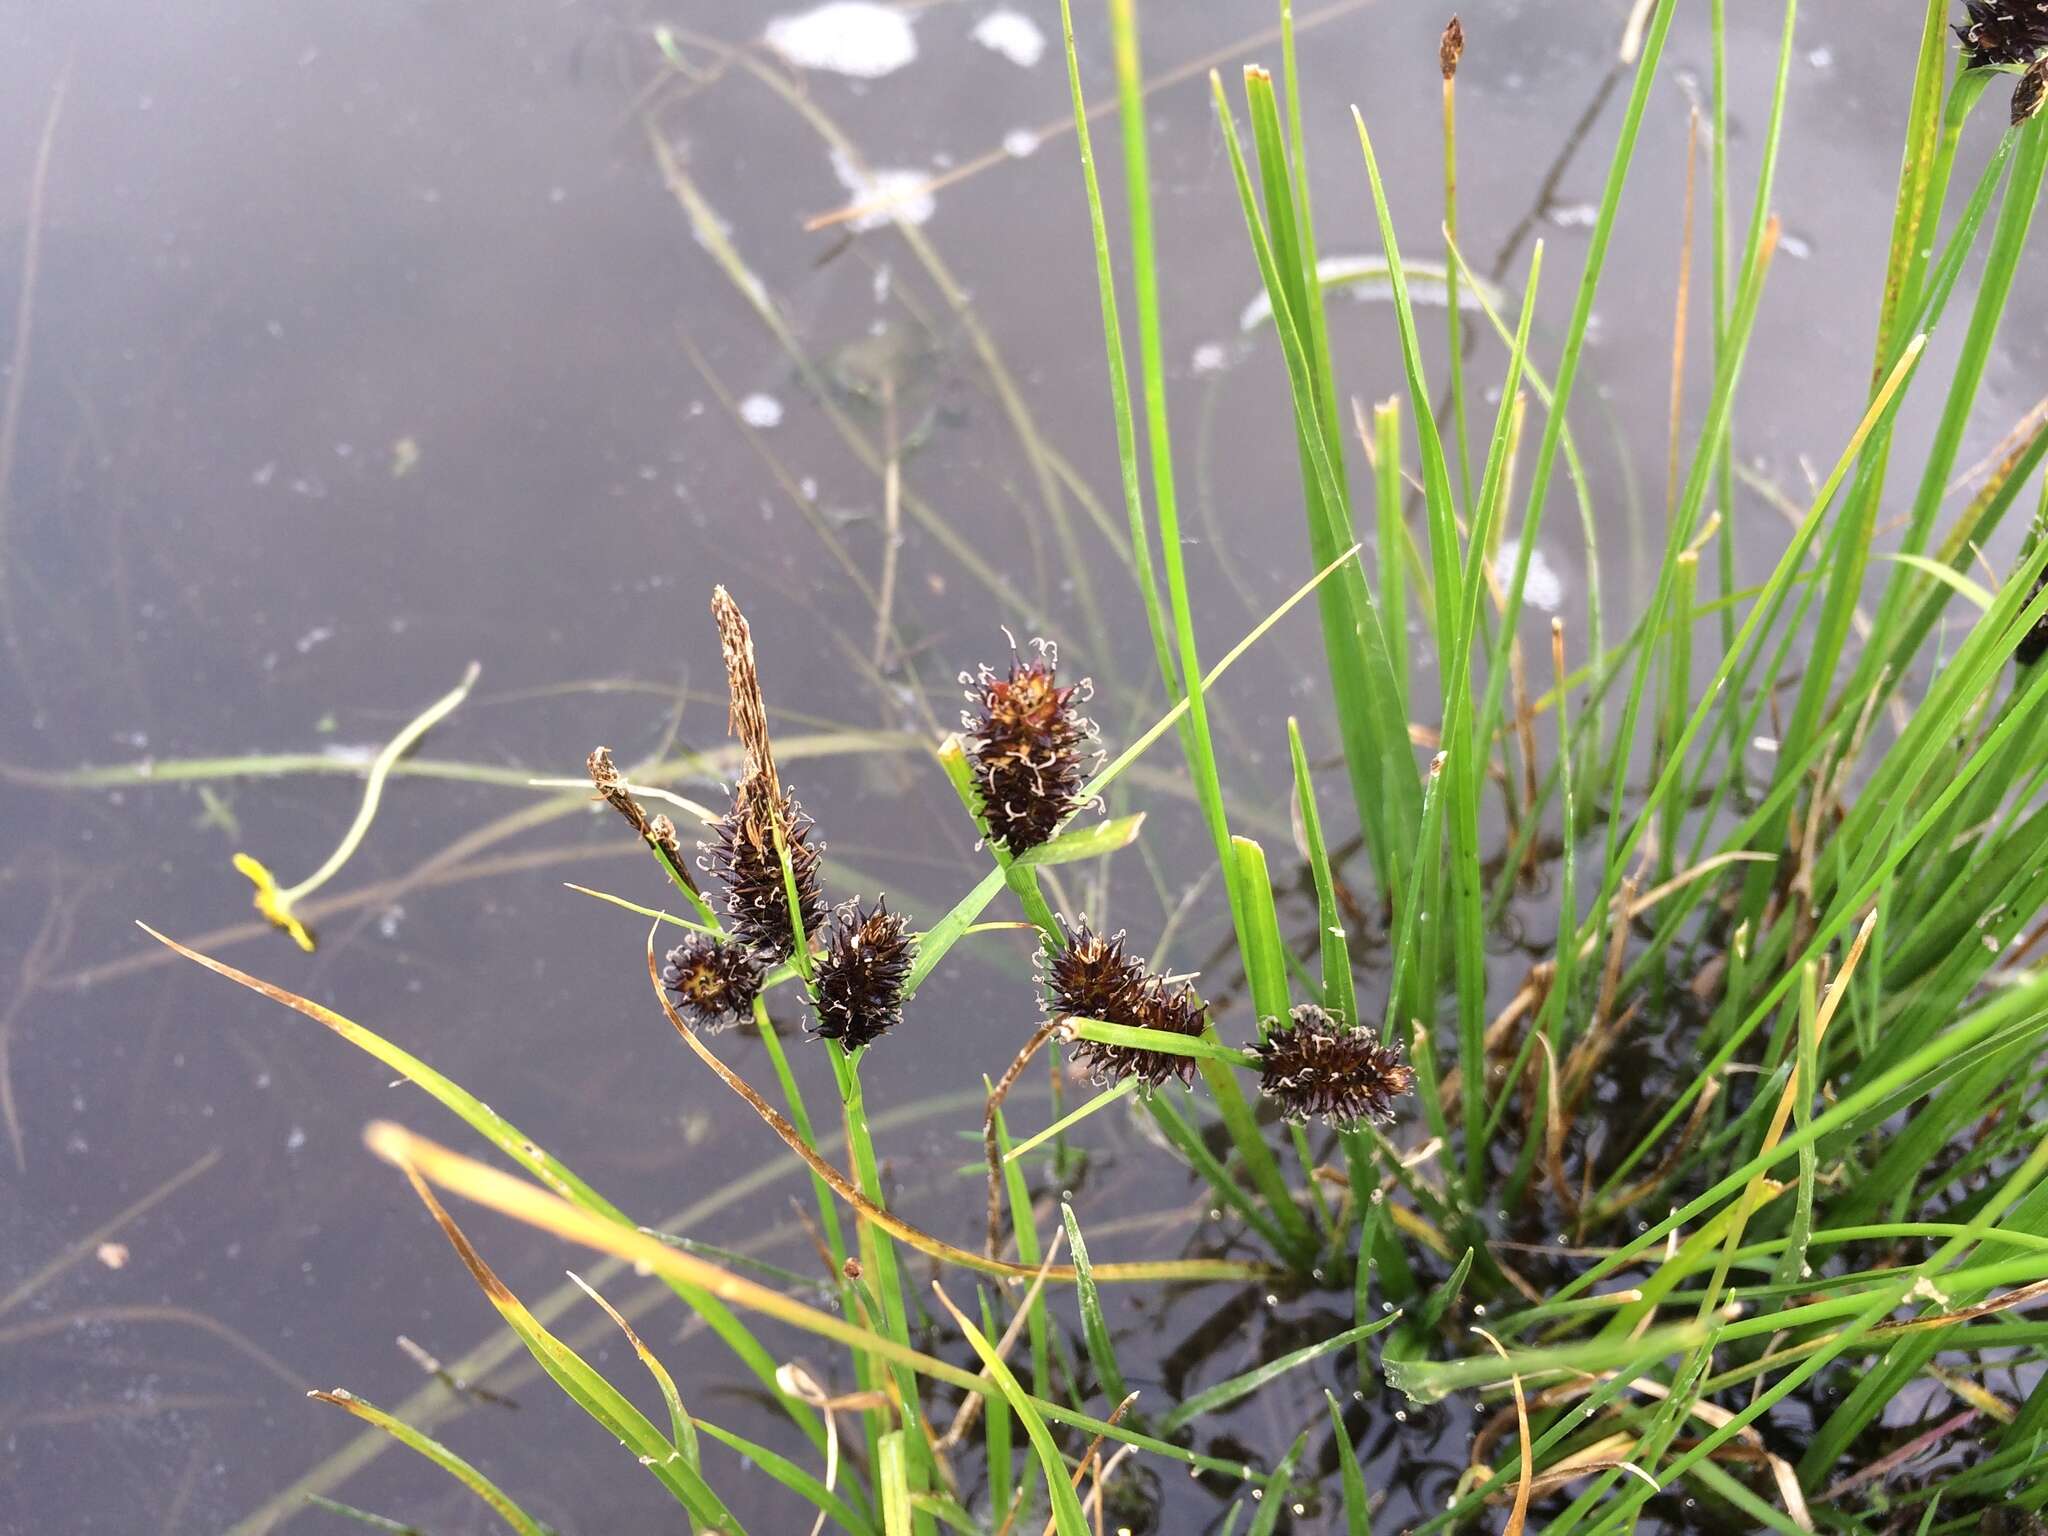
[1495,538,1565,613]
[973,8,1045,67]
[739,393,784,428]
[829,146,936,230]
[764,2,917,78]
[1002,127,1040,158]
[1239,253,1499,331]
[1191,341,1231,375]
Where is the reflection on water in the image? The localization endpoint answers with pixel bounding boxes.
[0,1,2037,1530]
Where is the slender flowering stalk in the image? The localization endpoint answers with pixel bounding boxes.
[960,636,1102,856]
[1042,917,1207,1088]
[661,935,765,1031]
[810,897,915,1049]
[1254,1004,1415,1128]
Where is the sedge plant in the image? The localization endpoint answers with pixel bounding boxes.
[145,1,2048,1530]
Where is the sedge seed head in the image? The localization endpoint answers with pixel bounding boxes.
[1042,917,1207,1089]
[700,781,825,963]
[661,935,766,1031]
[811,897,915,1050]
[1440,15,1465,79]
[1255,1004,1415,1128]
[961,638,1100,857]
[1956,2,2048,69]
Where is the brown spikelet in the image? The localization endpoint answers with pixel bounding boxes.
[1956,1,2048,69]
[811,897,915,1050]
[1254,1004,1415,1128]
[2016,55,2048,122]
[647,813,685,867]
[703,587,824,959]
[1042,917,1207,1089]
[660,935,766,1031]
[961,638,1101,856]
[1440,15,1465,79]
[588,746,651,837]
[712,586,777,794]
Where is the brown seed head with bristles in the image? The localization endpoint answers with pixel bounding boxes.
[811,897,916,1050]
[1042,917,1207,1089]
[1440,15,1465,79]
[661,935,766,1031]
[2016,55,2048,122]
[961,638,1100,857]
[1956,1,2048,69]
[701,784,825,963]
[1255,1004,1415,1128]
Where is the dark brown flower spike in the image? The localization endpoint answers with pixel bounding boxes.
[810,897,915,1050]
[1956,1,2048,69]
[701,785,825,963]
[961,636,1101,857]
[701,588,825,961]
[1440,15,1465,79]
[2016,55,2048,123]
[1255,1004,1415,1128]
[661,935,765,1031]
[1042,917,1208,1089]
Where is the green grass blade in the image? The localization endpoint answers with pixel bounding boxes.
[1216,65,1418,906]
[1287,718,1357,1024]
[695,1419,875,1536]
[878,1430,912,1536]
[144,926,821,1459]
[1160,1317,1397,1434]
[1244,1432,1308,1536]
[931,1284,1088,1536]
[306,1392,547,1536]
[1060,1203,1128,1406]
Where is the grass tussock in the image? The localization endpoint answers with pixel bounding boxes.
[142,2,2048,1532]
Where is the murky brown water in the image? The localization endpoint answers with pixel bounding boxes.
[2,1,2041,1531]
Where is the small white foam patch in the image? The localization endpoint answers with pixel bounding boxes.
[1002,127,1040,158]
[1495,539,1565,613]
[764,2,917,79]
[830,146,935,230]
[739,393,784,428]
[1191,341,1230,375]
[973,8,1045,67]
